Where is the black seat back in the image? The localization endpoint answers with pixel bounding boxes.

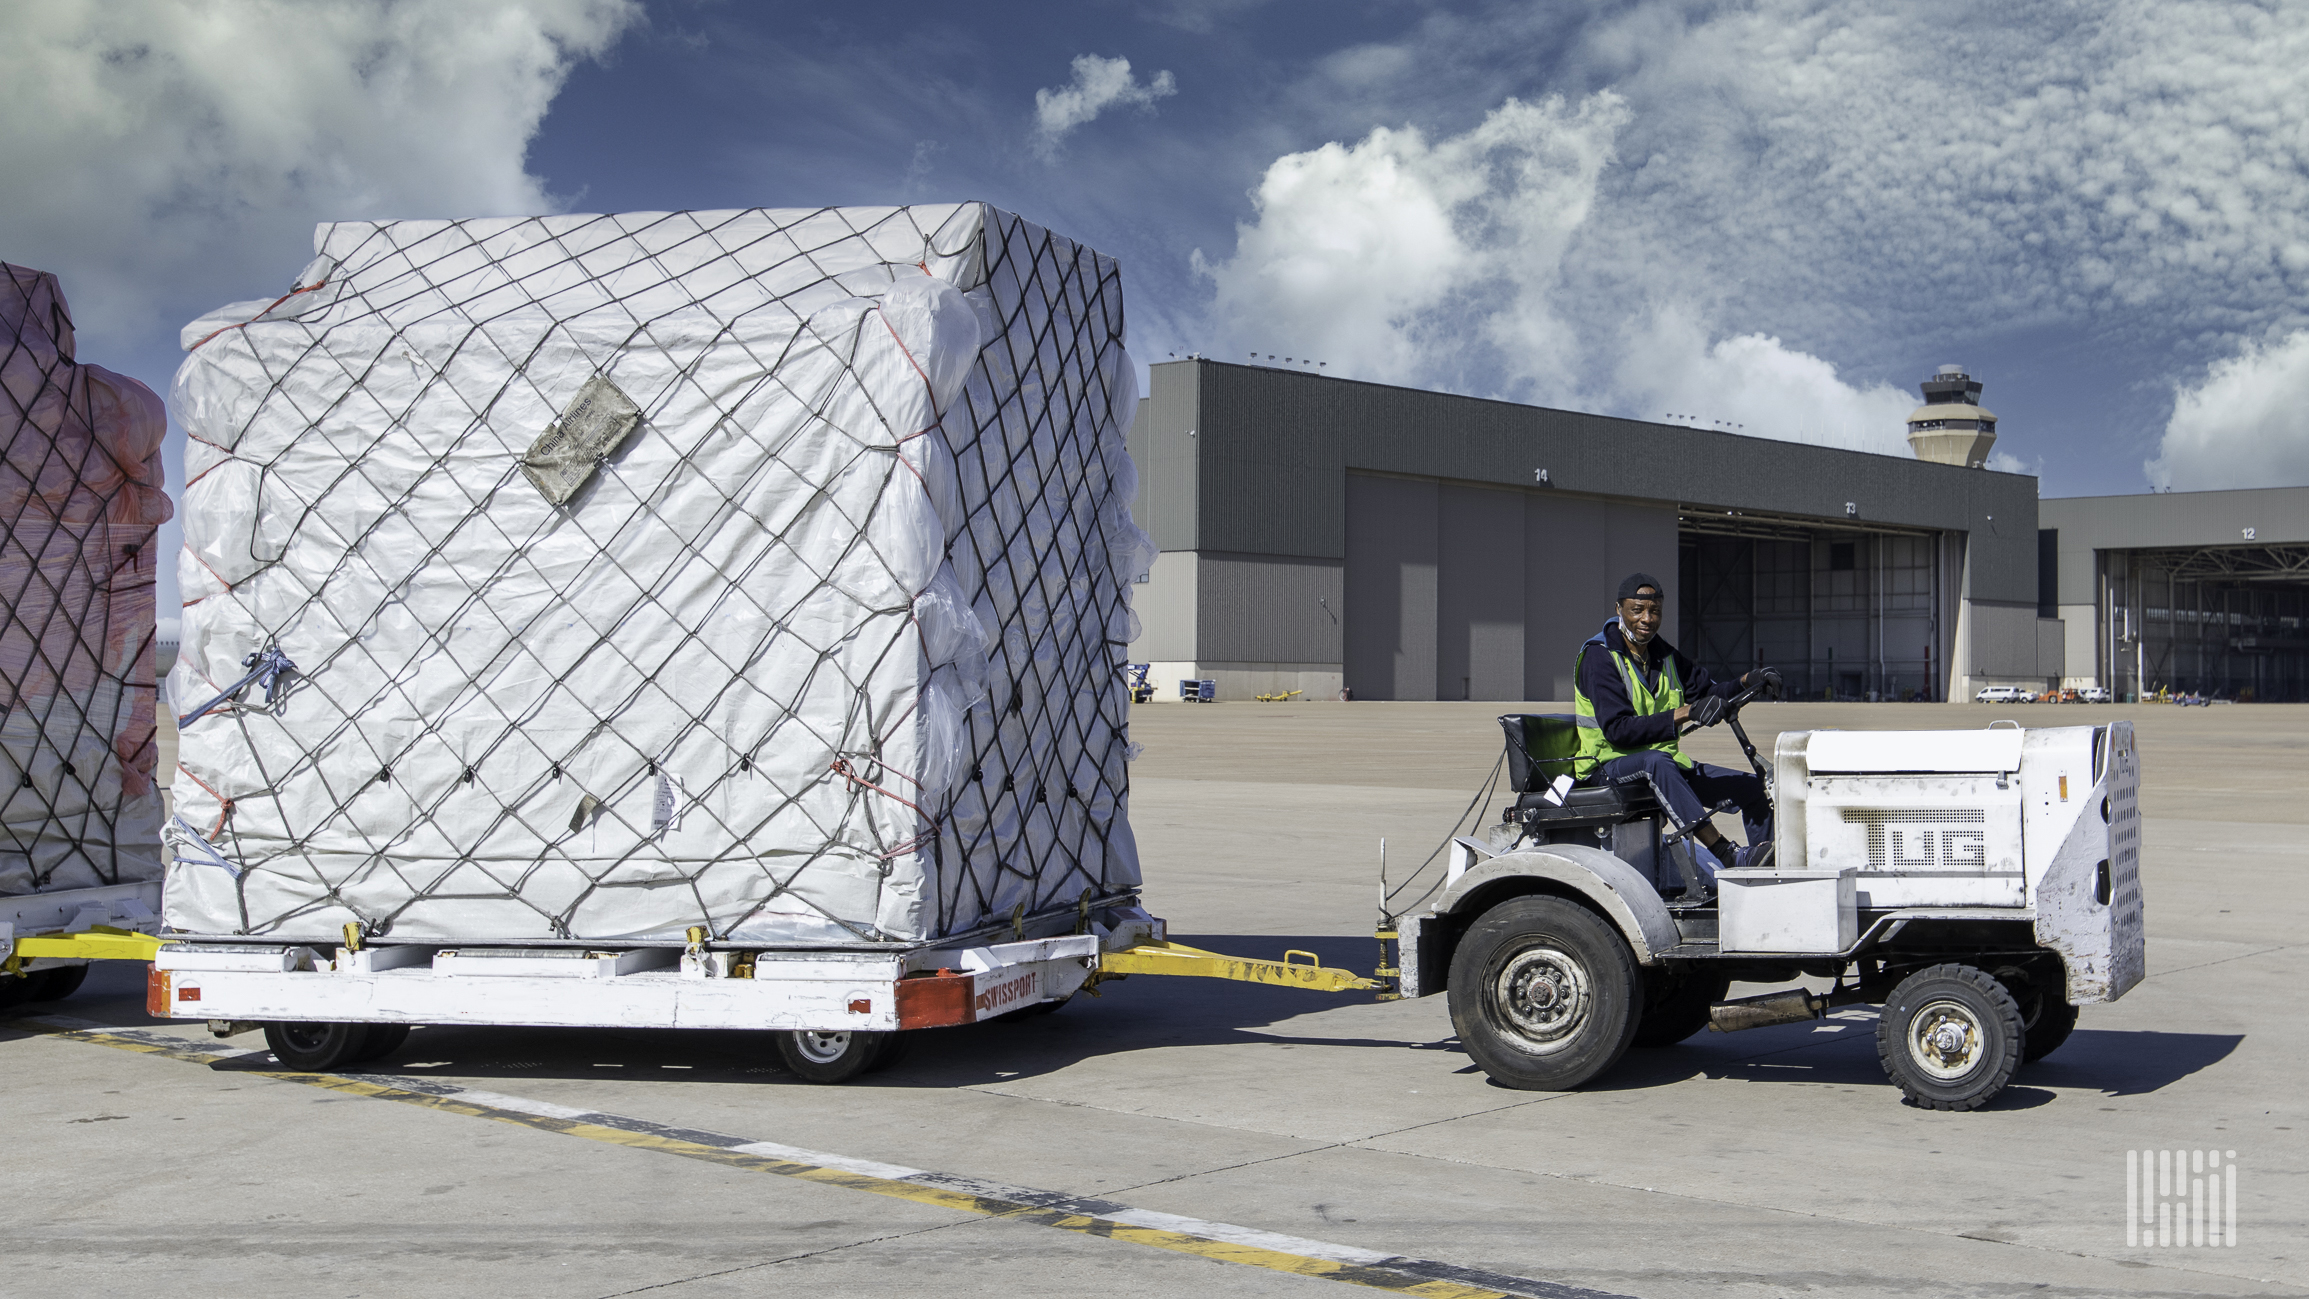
[1498,714,1581,792]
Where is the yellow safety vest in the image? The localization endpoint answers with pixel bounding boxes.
[1572,628,1691,778]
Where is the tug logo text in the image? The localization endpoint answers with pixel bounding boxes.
[1875,826,1988,869]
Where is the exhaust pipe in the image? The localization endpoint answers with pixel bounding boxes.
[1708,988,1823,1033]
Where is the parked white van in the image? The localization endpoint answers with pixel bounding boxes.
[1975,684,2028,703]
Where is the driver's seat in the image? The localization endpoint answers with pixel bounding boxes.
[1497,714,1661,828]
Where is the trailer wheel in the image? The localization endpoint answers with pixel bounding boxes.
[352,1023,412,1062]
[1876,964,2023,1110]
[31,964,89,1002]
[775,1029,896,1084]
[262,1021,370,1071]
[994,994,1071,1022]
[1448,896,1641,1091]
[1633,967,1728,1048]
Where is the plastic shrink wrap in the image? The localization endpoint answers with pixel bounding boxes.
[166,204,1153,944]
[1,265,173,895]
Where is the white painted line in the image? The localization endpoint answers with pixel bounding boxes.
[728,1140,929,1182]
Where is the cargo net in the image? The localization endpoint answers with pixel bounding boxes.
[0,265,173,894]
[167,204,1152,944]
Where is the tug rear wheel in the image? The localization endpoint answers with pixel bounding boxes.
[1633,967,1728,1048]
[2022,1000,2079,1063]
[1876,964,2024,1110]
[776,1029,901,1084]
[1997,967,2080,1063]
[262,1021,370,1071]
[1448,896,1641,1090]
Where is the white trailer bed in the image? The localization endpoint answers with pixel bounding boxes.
[148,904,1164,1036]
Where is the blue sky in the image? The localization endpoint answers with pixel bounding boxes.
[10,1,2309,612]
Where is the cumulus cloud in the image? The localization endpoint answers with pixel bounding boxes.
[2147,331,2309,490]
[1201,0,2309,483]
[1569,0,2309,368]
[1195,95,1911,452]
[1033,55,1177,160]
[0,0,640,352]
[1611,312,1920,456]
[0,0,638,614]
[1194,98,1621,387]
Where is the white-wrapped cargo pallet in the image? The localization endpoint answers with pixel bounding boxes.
[1,265,173,897]
[167,204,1153,946]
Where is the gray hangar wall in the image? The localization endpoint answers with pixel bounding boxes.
[1126,359,2051,702]
[1343,475,1675,700]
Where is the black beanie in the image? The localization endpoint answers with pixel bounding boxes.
[1617,572,1664,602]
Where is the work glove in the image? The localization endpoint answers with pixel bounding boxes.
[1745,666,1783,700]
[1686,693,1728,727]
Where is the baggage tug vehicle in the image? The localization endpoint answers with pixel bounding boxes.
[1397,691,2142,1109]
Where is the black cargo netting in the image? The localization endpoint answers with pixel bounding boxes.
[0,264,172,894]
[168,205,1146,942]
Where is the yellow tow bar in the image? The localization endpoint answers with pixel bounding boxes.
[4,926,164,970]
[1096,941,1384,993]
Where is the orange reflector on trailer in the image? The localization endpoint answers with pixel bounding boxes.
[895,969,974,1029]
[145,967,170,1016]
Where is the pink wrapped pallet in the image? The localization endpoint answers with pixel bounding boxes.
[0,264,173,895]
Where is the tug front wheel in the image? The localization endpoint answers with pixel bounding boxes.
[1448,896,1641,1090]
[1876,964,2024,1110]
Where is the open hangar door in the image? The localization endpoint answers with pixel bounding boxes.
[2103,544,2309,701]
[1678,510,1953,702]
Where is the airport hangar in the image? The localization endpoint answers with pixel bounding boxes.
[1123,357,2059,704]
[2043,487,2309,702]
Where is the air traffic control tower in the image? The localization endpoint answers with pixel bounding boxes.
[1906,364,1998,468]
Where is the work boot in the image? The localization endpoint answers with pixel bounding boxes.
[1732,842,1775,872]
[1673,838,1721,902]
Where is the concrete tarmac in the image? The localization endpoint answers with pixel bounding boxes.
[5,701,2303,1297]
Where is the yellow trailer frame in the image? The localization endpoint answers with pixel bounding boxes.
[1095,940,1382,993]
[2,926,162,974]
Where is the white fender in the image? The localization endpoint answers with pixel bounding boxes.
[1434,844,1681,965]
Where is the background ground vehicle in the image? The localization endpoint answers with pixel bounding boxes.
[1975,685,2027,703]
[1393,691,2143,1109]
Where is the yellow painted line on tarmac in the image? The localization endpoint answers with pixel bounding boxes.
[6,1017,1627,1299]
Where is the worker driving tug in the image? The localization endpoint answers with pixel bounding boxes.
[1574,573,1783,898]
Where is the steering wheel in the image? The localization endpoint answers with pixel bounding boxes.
[1679,677,1768,736]
[1676,673,1777,786]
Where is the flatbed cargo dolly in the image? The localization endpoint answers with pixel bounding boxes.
[25,894,1379,1083]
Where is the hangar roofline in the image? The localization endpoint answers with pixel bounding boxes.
[1181,358,2040,479]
